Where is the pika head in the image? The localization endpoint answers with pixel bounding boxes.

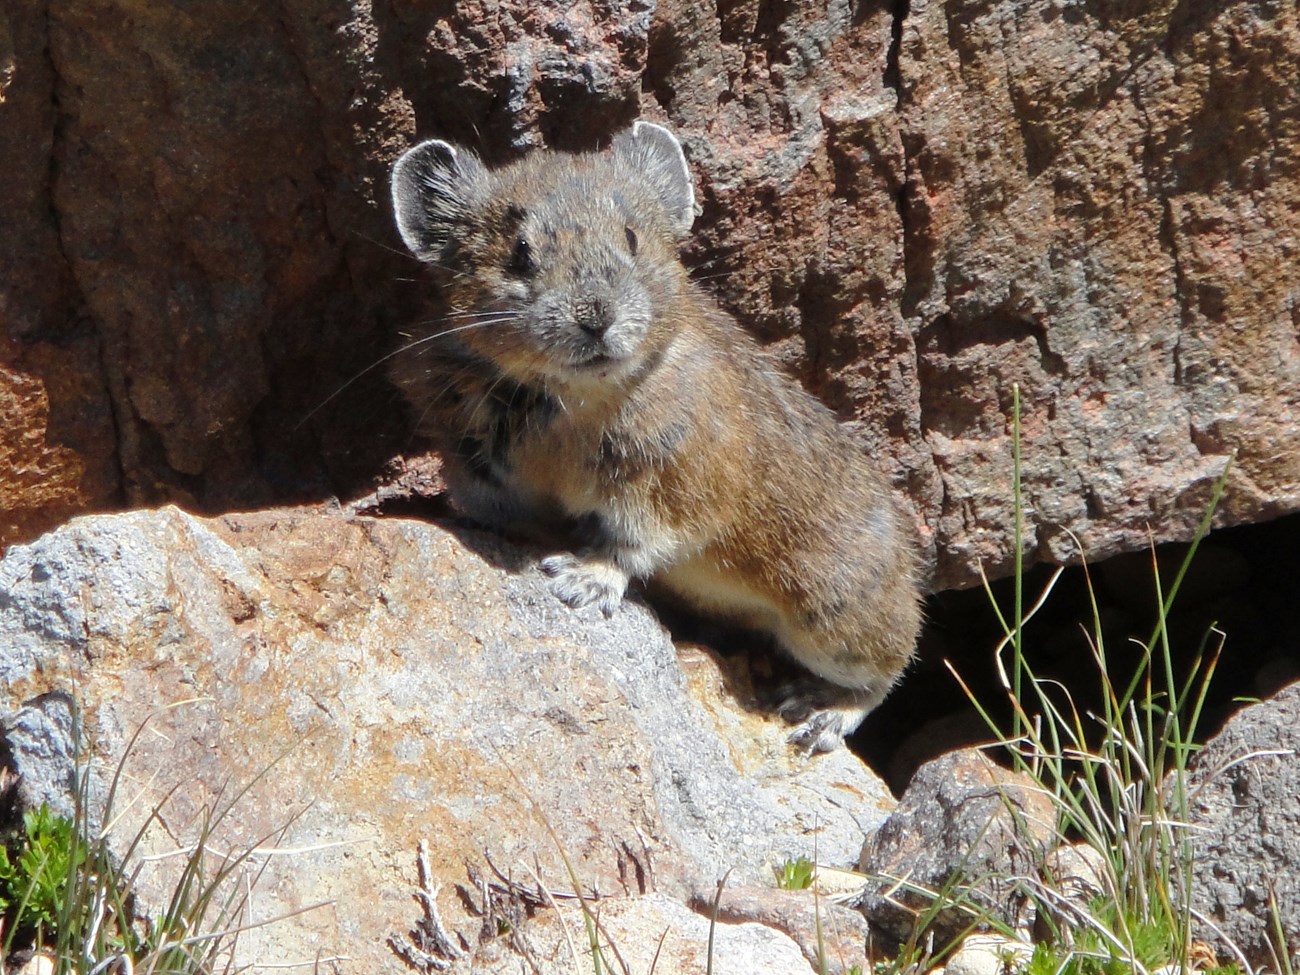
[391,122,698,390]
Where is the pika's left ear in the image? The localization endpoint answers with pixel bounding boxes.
[612,121,696,238]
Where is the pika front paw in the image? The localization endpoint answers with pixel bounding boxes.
[540,554,629,617]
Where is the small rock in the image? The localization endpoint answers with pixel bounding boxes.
[943,933,1033,975]
[17,953,56,975]
[702,884,870,974]
[857,749,1056,949]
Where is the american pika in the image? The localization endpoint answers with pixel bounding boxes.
[389,121,922,752]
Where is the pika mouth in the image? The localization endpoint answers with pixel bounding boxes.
[564,349,640,382]
[572,343,628,368]
[565,326,643,373]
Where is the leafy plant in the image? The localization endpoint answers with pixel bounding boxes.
[0,706,307,975]
[0,805,91,943]
[774,856,816,891]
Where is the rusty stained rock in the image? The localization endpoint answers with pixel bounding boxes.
[0,0,119,545]
[1,0,1297,589]
[897,0,1300,586]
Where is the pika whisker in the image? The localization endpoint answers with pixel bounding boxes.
[297,315,519,428]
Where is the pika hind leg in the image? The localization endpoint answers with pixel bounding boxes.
[778,680,890,754]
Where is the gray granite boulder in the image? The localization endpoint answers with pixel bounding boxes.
[0,506,893,972]
[857,748,1055,948]
[1186,681,1300,971]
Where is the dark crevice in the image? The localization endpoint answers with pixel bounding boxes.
[1138,78,1190,389]
[642,12,682,112]
[885,0,932,332]
[0,732,19,831]
[857,510,1300,794]
[884,0,925,445]
[883,0,907,94]
[42,55,137,502]
[1167,202,1187,387]
[1031,326,1067,378]
[272,3,341,252]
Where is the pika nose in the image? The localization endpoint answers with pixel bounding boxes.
[576,297,615,337]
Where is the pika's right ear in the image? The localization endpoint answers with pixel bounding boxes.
[391,139,489,263]
[612,121,696,238]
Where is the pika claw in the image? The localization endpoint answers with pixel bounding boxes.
[775,678,835,725]
[541,554,628,617]
[776,695,815,725]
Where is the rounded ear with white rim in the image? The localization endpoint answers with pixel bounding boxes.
[391,139,490,263]
[612,121,696,238]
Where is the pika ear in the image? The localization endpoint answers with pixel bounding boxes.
[391,139,490,263]
[612,121,696,237]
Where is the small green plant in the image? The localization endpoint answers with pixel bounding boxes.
[774,856,816,891]
[942,384,1238,974]
[1036,897,1177,974]
[0,801,153,967]
[0,805,91,943]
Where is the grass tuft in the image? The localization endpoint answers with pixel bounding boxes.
[0,704,310,975]
[872,384,1268,974]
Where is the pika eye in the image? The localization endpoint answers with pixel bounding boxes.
[507,237,537,277]
[624,225,639,256]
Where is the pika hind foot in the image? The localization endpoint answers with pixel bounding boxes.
[778,682,884,754]
[541,553,629,617]
[784,708,862,753]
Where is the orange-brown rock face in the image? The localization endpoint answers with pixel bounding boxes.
[895,0,1300,586]
[2,0,1297,586]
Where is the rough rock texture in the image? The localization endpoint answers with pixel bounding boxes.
[0,506,892,972]
[469,892,817,975]
[1,694,79,819]
[4,0,1297,589]
[705,885,872,974]
[1186,680,1300,970]
[897,0,1300,584]
[856,748,1055,948]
